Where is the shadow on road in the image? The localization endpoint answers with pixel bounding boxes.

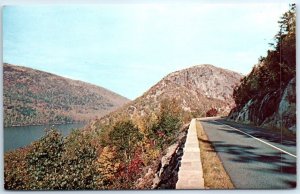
[199,119,297,188]
[203,119,296,147]
[199,137,296,185]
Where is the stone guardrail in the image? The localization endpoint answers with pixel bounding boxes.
[176,118,204,189]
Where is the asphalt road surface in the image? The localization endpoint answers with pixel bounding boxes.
[199,118,296,189]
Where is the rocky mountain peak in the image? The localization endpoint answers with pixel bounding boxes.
[160,64,243,103]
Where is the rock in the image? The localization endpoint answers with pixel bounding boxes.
[151,143,180,189]
[164,64,243,104]
[278,78,296,130]
[151,130,187,189]
[158,143,179,177]
[229,77,296,133]
[261,78,296,131]
[135,128,188,190]
[289,125,296,132]
[135,168,155,189]
[152,174,160,189]
[235,99,253,124]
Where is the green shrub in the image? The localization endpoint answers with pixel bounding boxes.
[149,98,182,149]
[61,129,100,189]
[26,129,64,190]
[25,128,100,190]
[109,120,143,162]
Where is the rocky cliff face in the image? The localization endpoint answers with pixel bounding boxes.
[164,64,242,104]
[139,64,242,115]
[229,77,296,132]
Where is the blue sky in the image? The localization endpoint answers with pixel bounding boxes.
[3,3,290,99]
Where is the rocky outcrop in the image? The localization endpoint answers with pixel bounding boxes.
[229,77,296,132]
[135,125,188,189]
[164,64,243,104]
[143,64,243,115]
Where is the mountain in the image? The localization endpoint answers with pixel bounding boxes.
[3,63,130,127]
[158,64,242,104]
[90,64,243,127]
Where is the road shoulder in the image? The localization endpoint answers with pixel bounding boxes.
[196,119,234,189]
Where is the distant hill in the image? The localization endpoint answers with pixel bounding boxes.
[3,63,130,127]
[91,64,243,127]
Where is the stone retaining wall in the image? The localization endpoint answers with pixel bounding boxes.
[176,119,204,189]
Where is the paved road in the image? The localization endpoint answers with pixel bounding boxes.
[199,118,296,189]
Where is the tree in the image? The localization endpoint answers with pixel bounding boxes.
[149,98,183,149]
[109,120,143,162]
[61,129,99,189]
[232,4,296,109]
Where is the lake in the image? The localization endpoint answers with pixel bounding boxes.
[4,123,86,152]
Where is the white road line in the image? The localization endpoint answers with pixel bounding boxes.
[213,120,297,158]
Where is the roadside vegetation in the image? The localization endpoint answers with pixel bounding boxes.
[4,98,192,190]
[196,120,234,189]
[230,4,296,134]
[233,4,295,113]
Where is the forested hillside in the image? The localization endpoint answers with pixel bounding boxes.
[229,4,296,133]
[3,64,129,127]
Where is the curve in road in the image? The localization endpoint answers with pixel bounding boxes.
[199,118,296,189]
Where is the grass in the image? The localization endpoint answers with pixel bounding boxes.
[195,119,234,189]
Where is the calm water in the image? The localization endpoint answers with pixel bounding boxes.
[4,123,86,152]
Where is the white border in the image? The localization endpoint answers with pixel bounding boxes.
[0,0,298,194]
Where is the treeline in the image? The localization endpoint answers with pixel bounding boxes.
[4,107,74,127]
[233,4,296,108]
[4,98,188,190]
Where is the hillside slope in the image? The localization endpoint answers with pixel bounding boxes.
[3,63,130,127]
[228,5,296,133]
[91,64,242,128]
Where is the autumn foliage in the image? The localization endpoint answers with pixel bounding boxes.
[233,4,296,108]
[206,108,218,117]
[4,98,184,190]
